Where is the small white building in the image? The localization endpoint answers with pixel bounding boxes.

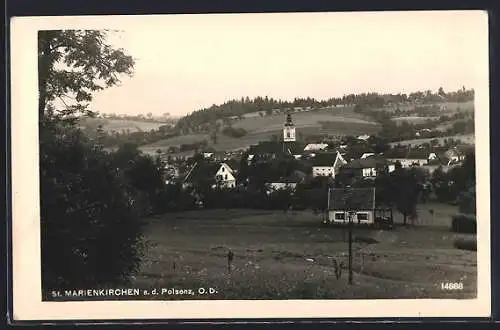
[327,187,377,225]
[328,188,393,225]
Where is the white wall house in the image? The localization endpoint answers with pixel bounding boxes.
[327,187,377,225]
[183,161,238,190]
[329,210,374,225]
[386,158,428,168]
[312,152,347,178]
[215,163,236,188]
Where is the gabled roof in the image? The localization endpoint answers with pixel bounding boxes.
[223,159,240,172]
[451,145,475,155]
[383,148,408,158]
[311,153,338,166]
[183,161,222,183]
[405,150,431,160]
[343,147,376,160]
[385,148,432,160]
[343,157,387,169]
[328,187,376,210]
[304,143,329,151]
[269,170,306,184]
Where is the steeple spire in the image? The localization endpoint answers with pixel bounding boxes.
[284,112,294,127]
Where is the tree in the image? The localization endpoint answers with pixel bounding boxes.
[438,86,446,97]
[38,30,134,119]
[39,30,143,291]
[391,167,420,225]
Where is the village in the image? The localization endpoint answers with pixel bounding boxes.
[34,24,480,304]
[157,110,474,226]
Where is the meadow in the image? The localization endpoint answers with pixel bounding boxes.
[80,118,170,133]
[378,101,474,114]
[141,107,381,154]
[388,134,475,147]
[391,116,440,125]
[128,203,477,300]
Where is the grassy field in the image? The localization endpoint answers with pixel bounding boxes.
[141,107,380,154]
[441,101,475,113]
[389,134,475,147]
[378,101,474,114]
[80,118,170,133]
[391,116,440,125]
[128,203,476,300]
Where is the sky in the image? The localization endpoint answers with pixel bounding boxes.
[88,11,488,117]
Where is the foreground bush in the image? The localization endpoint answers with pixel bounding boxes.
[41,123,147,290]
[453,237,477,251]
[451,214,476,234]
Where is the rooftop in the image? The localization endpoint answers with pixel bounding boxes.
[183,161,222,183]
[343,157,387,169]
[328,187,376,210]
[311,153,338,167]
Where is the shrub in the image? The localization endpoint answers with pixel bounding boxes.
[451,214,477,234]
[453,237,477,251]
[41,124,147,290]
[222,126,247,138]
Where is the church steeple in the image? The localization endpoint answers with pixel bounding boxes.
[283,111,296,142]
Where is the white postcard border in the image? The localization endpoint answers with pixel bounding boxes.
[10,12,491,321]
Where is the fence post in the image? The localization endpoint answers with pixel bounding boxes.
[348,211,353,285]
[227,249,234,273]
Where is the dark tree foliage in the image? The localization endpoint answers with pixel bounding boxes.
[391,167,420,225]
[221,126,248,138]
[38,30,155,291]
[40,122,146,289]
[38,30,134,118]
[112,144,167,215]
[174,88,473,136]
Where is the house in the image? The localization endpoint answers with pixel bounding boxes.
[360,152,376,159]
[327,187,389,225]
[357,134,371,141]
[338,157,389,179]
[415,128,432,137]
[265,171,306,194]
[342,147,376,161]
[385,149,433,168]
[182,161,238,189]
[163,164,181,184]
[445,145,474,164]
[304,143,329,151]
[311,152,347,178]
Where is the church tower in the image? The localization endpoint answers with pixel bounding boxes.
[283,112,296,142]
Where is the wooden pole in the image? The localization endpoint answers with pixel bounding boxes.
[348,211,353,285]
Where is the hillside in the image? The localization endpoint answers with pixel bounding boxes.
[140,106,381,154]
[79,117,172,133]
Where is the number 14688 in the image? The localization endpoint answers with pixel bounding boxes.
[441,282,464,290]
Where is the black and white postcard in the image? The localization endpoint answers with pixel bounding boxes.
[10,10,491,321]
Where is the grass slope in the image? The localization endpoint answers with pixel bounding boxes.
[127,203,476,300]
[80,118,170,133]
[389,134,475,147]
[141,107,380,153]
